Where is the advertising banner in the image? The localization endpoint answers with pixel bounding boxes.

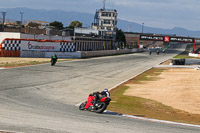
[20,40,61,51]
[140,35,164,41]
[169,37,194,43]
[140,35,195,43]
[1,39,75,52]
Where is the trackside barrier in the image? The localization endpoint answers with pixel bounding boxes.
[0,38,74,57]
[0,38,141,58]
[20,49,140,58]
[0,50,20,57]
[189,53,199,58]
[81,48,140,58]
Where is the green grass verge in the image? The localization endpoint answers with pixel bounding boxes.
[173,44,198,59]
[173,54,197,59]
[107,68,200,125]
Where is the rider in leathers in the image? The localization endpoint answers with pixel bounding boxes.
[90,89,110,108]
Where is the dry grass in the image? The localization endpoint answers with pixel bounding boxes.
[0,57,73,67]
[107,68,200,125]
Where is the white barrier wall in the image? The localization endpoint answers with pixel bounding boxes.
[21,51,81,58]
[189,53,199,57]
[45,51,81,58]
[81,49,139,58]
[1,39,75,52]
[20,49,139,59]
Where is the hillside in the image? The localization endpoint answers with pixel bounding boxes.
[0,7,200,37]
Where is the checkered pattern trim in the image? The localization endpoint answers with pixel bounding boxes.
[2,40,21,51]
[60,42,75,52]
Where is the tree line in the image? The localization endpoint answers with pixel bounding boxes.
[27,21,82,30]
[27,20,126,43]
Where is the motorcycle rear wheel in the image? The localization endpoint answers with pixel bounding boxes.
[79,101,87,110]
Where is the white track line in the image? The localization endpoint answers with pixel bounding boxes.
[104,110,200,128]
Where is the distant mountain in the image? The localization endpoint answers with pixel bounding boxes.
[0,7,94,27]
[0,7,200,37]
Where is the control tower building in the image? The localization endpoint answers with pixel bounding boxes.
[92,0,117,39]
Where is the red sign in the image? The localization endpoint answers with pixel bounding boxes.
[164,36,170,42]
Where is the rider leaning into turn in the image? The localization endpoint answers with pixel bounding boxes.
[90,89,110,108]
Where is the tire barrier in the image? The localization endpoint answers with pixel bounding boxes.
[172,59,185,65]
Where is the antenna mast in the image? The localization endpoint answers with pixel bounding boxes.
[103,0,106,10]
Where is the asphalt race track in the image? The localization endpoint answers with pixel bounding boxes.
[0,46,200,133]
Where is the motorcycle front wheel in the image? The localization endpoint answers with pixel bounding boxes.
[95,102,107,113]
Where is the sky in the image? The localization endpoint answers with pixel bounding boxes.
[1,0,200,31]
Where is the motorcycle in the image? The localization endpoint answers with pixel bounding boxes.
[79,95,111,113]
[51,58,57,66]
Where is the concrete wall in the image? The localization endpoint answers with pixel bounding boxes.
[20,49,139,59]
[185,59,200,65]
[21,50,45,58]
[21,50,81,58]
[81,49,138,58]
[45,51,81,58]
[189,53,199,58]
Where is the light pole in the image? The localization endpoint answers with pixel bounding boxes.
[2,12,6,31]
[20,12,24,33]
[142,23,144,33]
[20,12,24,26]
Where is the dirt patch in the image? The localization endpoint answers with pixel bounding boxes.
[124,68,200,114]
[0,57,73,67]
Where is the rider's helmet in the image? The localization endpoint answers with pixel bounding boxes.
[103,89,108,92]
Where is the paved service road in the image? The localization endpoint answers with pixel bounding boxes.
[0,47,200,133]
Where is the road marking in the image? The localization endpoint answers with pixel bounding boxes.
[104,110,200,128]
[0,68,5,70]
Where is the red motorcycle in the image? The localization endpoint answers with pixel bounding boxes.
[79,95,111,113]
